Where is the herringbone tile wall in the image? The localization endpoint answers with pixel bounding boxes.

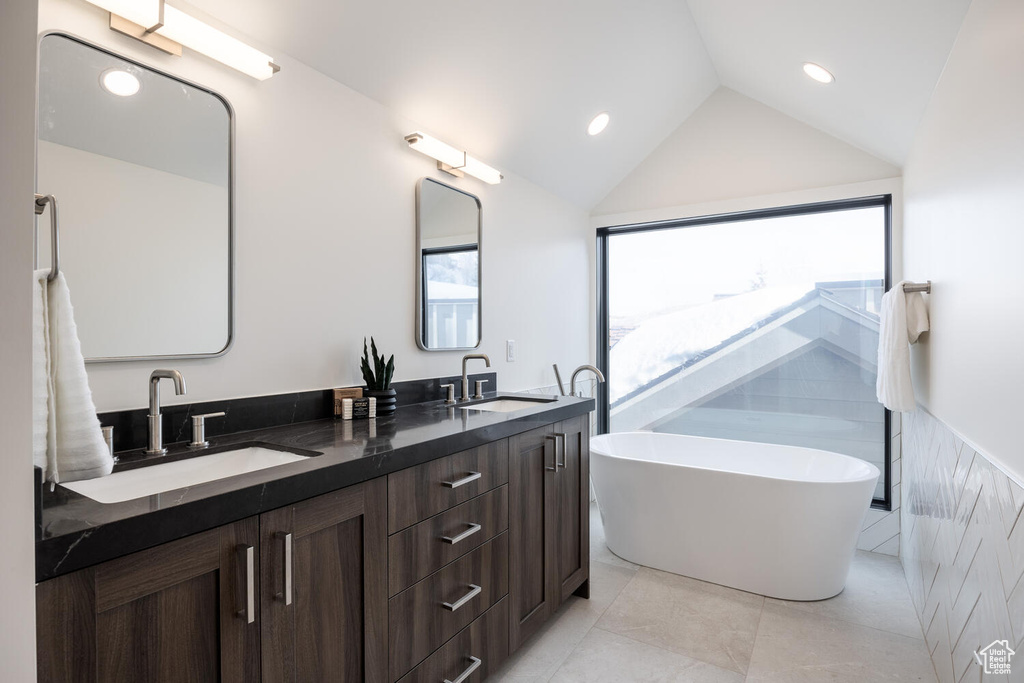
[902,408,1024,682]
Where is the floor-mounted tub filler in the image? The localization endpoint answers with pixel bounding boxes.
[590,432,879,601]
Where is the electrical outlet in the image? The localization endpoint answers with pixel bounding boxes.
[506,340,516,363]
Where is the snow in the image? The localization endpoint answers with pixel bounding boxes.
[610,285,814,402]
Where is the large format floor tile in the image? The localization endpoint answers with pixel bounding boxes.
[493,503,935,682]
[767,550,924,640]
[490,559,637,682]
[597,567,764,674]
[549,627,745,683]
[745,602,936,682]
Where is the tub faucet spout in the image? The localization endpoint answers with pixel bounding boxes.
[570,364,605,397]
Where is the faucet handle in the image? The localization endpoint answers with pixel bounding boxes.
[190,412,225,449]
[440,384,456,405]
[473,379,489,400]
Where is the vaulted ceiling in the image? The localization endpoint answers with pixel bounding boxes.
[182,0,972,209]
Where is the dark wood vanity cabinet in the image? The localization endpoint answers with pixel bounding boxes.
[508,415,590,651]
[259,478,388,683]
[36,480,387,683]
[36,518,262,682]
[37,410,590,683]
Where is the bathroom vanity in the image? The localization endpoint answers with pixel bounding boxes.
[35,391,593,683]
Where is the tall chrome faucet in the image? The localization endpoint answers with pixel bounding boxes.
[570,364,605,397]
[461,354,491,401]
[146,369,187,454]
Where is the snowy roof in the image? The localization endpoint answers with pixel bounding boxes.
[609,285,817,403]
[427,281,479,302]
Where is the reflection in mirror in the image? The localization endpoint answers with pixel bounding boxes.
[37,34,232,361]
[416,178,481,350]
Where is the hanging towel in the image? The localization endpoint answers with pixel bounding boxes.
[876,280,930,412]
[32,270,113,483]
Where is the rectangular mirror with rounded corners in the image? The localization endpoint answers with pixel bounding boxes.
[36,33,233,361]
[416,178,482,350]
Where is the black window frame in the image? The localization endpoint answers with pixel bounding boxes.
[420,244,480,349]
[596,194,893,511]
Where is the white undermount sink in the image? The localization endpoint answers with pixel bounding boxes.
[61,445,313,504]
[459,398,555,413]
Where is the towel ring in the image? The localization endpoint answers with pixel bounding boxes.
[34,194,59,282]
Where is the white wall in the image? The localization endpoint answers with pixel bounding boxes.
[592,88,901,218]
[903,0,1024,478]
[0,0,40,677]
[39,0,592,412]
[38,141,229,358]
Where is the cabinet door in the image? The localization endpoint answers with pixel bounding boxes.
[554,415,590,602]
[260,477,388,683]
[508,424,557,651]
[36,518,261,683]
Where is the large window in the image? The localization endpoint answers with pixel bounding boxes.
[597,197,892,506]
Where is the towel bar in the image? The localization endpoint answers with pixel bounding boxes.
[902,281,931,293]
[34,194,60,282]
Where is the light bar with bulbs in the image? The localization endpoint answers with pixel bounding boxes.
[404,132,502,185]
[84,0,279,80]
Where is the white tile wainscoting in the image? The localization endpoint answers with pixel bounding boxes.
[902,407,1024,683]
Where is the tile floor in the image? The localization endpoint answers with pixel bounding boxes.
[490,504,937,682]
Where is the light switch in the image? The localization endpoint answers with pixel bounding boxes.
[506,340,516,363]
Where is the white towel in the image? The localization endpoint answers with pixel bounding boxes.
[32,270,112,483]
[876,280,930,412]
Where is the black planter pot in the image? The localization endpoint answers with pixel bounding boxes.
[365,388,397,415]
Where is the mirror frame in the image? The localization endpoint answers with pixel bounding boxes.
[415,177,482,352]
[37,32,235,363]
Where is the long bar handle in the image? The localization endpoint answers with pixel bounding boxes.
[444,656,482,683]
[442,471,482,489]
[555,433,567,469]
[442,584,481,612]
[276,532,292,605]
[442,522,482,545]
[236,544,254,624]
[544,435,558,471]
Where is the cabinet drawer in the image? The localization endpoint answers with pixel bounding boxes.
[389,533,509,681]
[388,440,508,532]
[389,485,508,597]
[396,598,509,683]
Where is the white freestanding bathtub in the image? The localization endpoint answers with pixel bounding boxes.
[590,432,879,601]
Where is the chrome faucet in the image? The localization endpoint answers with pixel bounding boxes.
[461,354,491,401]
[146,369,187,454]
[570,364,605,397]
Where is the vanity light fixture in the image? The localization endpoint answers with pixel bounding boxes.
[100,68,141,96]
[802,62,835,84]
[84,0,280,80]
[587,112,610,136]
[404,132,503,185]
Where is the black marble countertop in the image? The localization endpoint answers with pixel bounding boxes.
[37,393,593,582]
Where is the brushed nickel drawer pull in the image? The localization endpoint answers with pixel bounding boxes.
[544,435,558,471]
[442,471,482,489]
[556,432,567,469]
[237,544,254,624]
[442,523,482,545]
[275,532,293,606]
[444,656,482,683]
[442,584,482,612]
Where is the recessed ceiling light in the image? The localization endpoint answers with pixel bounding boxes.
[802,62,834,84]
[587,112,610,136]
[100,69,140,96]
